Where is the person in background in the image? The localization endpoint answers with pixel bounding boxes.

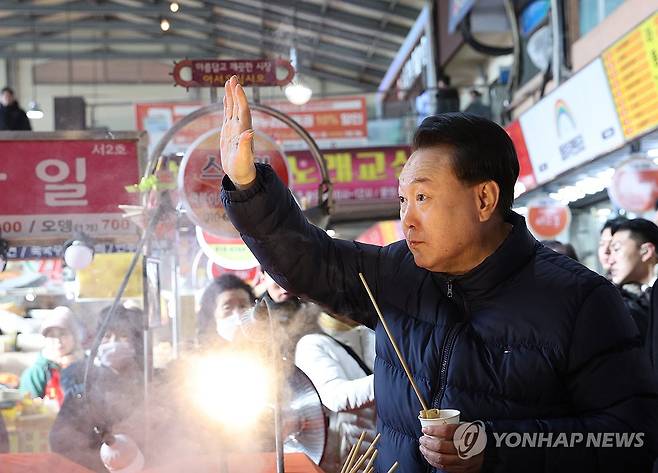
[295,312,376,472]
[598,217,627,278]
[541,239,579,261]
[197,274,255,347]
[20,306,82,405]
[435,75,460,113]
[260,272,320,360]
[463,89,492,120]
[0,86,31,131]
[609,218,658,344]
[50,304,144,471]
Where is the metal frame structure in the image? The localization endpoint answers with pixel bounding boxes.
[0,0,424,88]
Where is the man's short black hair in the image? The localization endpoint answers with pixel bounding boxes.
[412,113,519,215]
[611,218,658,248]
[601,217,627,234]
[1,87,14,95]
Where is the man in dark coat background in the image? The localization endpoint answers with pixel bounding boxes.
[0,86,32,131]
[219,76,658,473]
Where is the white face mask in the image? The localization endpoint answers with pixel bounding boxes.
[96,341,135,372]
[216,314,240,341]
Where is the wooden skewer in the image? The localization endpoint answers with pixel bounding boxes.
[358,272,429,412]
[349,455,365,473]
[344,430,367,473]
[364,449,378,472]
[348,433,381,473]
[386,461,399,473]
[365,468,374,473]
[340,442,358,473]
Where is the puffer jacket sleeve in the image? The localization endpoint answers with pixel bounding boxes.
[222,163,383,328]
[483,282,658,473]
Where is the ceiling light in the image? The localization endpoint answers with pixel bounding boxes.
[160,18,171,32]
[169,2,180,13]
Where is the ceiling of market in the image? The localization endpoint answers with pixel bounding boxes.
[0,0,425,90]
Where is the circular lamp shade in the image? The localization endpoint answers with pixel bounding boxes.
[64,241,94,270]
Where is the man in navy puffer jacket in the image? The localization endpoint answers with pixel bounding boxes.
[219,76,658,472]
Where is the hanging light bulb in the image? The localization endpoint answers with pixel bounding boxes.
[26,101,44,119]
[169,2,180,13]
[160,18,171,31]
[285,82,313,105]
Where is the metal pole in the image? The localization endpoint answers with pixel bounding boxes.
[273,379,285,473]
[171,213,182,359]
[550,0,563,86]
[424,0,438,115]
[265,299,285,473]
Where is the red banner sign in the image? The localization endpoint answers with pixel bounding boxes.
[262,97,368,142]
[505,120,537,193]
[287,146,411,206]
[172,59,295,88]
[135,97,367,150]
[0,137,140,241]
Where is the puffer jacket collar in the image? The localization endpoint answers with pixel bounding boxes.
[432,212,538,301]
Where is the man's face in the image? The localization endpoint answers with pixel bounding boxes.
[609,230,651,285]
[598,228,613,272]
[398,147,483,274]
[0,91,14,107]
[264,274,293,303]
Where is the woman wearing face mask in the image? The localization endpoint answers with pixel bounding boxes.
[197,274,256,347]
[49,304,144,471]
[20,306,82,406]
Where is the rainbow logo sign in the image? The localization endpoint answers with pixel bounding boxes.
[554,99,577,138]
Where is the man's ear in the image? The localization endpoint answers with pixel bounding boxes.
[474,180,500,222]
[640,243,656,262]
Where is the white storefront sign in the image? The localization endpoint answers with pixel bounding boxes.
[519,58,624,185]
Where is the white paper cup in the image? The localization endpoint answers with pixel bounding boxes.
[418,409,461,429]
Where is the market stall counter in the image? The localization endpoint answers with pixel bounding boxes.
[0,452,324,473]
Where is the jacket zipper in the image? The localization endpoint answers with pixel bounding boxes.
[434,279,458,408]
[424,279,465,473]
[432,322,462,409]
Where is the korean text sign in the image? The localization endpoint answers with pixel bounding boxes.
[0,138,140,241]
[287,145,411,206]
[172,59,294,88]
